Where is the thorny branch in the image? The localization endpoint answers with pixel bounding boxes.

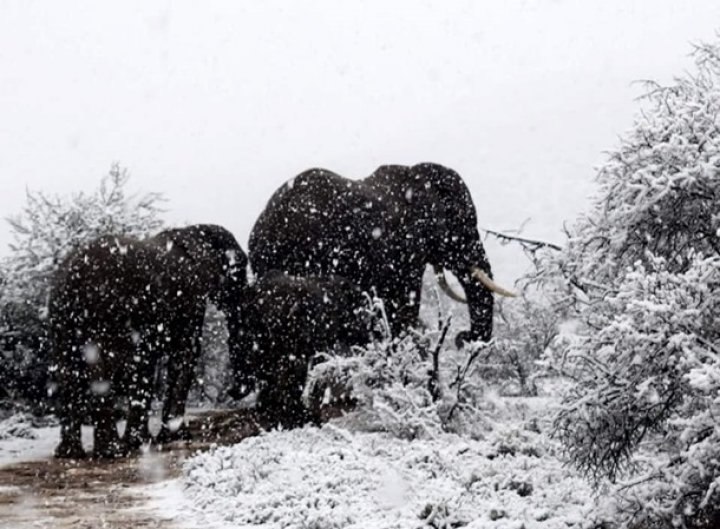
[482,227,563,252]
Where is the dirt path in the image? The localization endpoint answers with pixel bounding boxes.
[0,409,261,529]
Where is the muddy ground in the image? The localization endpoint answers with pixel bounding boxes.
[0,409,262,529]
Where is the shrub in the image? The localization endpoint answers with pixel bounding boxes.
[0,164,164,404]
[545,40,720,528]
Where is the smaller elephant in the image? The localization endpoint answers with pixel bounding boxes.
[233,271,371,427]
[49,224,247,458]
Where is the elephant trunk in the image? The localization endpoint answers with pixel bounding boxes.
[449,263,516,346]
[455,268,494,344]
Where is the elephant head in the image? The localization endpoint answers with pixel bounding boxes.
[154,224,248,314]
[398,163,516,344]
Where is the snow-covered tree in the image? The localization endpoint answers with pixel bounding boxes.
[305,294,502,440]
[545,41,720,528]
[0,164,164,402]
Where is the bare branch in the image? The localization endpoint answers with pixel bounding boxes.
[481,227,563,252]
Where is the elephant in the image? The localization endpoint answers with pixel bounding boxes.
[152,224,247,439]
[249,163,515,347]
[232,271,371,428]
[48,224,247,458]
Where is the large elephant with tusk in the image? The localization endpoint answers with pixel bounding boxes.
[249,163,515,346]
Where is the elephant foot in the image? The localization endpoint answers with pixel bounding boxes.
[123,429,152,453]
[55,439,87,459]
[93,439,128,459]
[455,329,491,349]
[155,421,192,444]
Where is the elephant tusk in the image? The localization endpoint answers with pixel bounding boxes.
[471,267,517,297]
[433,266,468,303]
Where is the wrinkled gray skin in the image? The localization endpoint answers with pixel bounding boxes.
[233,271,371,428]
[49,224,246,458]
[250,163,495,346]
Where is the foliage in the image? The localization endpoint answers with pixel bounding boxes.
[0,164,164,402]
[542,41,720,528]
[305,295,496,440]
[482,295,561,396]
[420,267,561,399]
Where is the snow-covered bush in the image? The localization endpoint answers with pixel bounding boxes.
[179,424,593,529]
[305,296,496,440]
[0,412,38,440]
[545,41,720,528]
[0,164,164,402]
[423,265,560,398]
[482,295,561,396]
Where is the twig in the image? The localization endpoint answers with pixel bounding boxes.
[428,315,451,401]
[445,340,492,422]
[482,228,563,252]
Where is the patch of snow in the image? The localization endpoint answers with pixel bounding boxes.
[0,424,57,467]
[167,419,592,529]
[0,415,92,467]
[0,414,37,441]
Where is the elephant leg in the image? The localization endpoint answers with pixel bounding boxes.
[53,335,88,459]
[55,419,86,459]
[125,394,153,452]
[124,345,157,452]
[93,397,124,459]
[257,353,311,429]
[158,322,200,444]
[227,319,257,401]
[453,268,494,346]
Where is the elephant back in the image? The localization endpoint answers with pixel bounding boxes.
[48,234,169,407]
[51,235,163,322]
[249,169,391,281]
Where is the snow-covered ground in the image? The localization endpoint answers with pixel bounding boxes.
[0,416,60,467]
[0,395,599,529]
[0,412,192,529]
[140,397,595,529]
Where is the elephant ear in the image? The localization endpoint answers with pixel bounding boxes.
[410,163,480,245]
[393,164,452,248]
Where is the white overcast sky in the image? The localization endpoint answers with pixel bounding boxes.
[1,1,719,284]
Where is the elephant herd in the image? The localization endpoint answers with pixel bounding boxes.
[48,163,514,458]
